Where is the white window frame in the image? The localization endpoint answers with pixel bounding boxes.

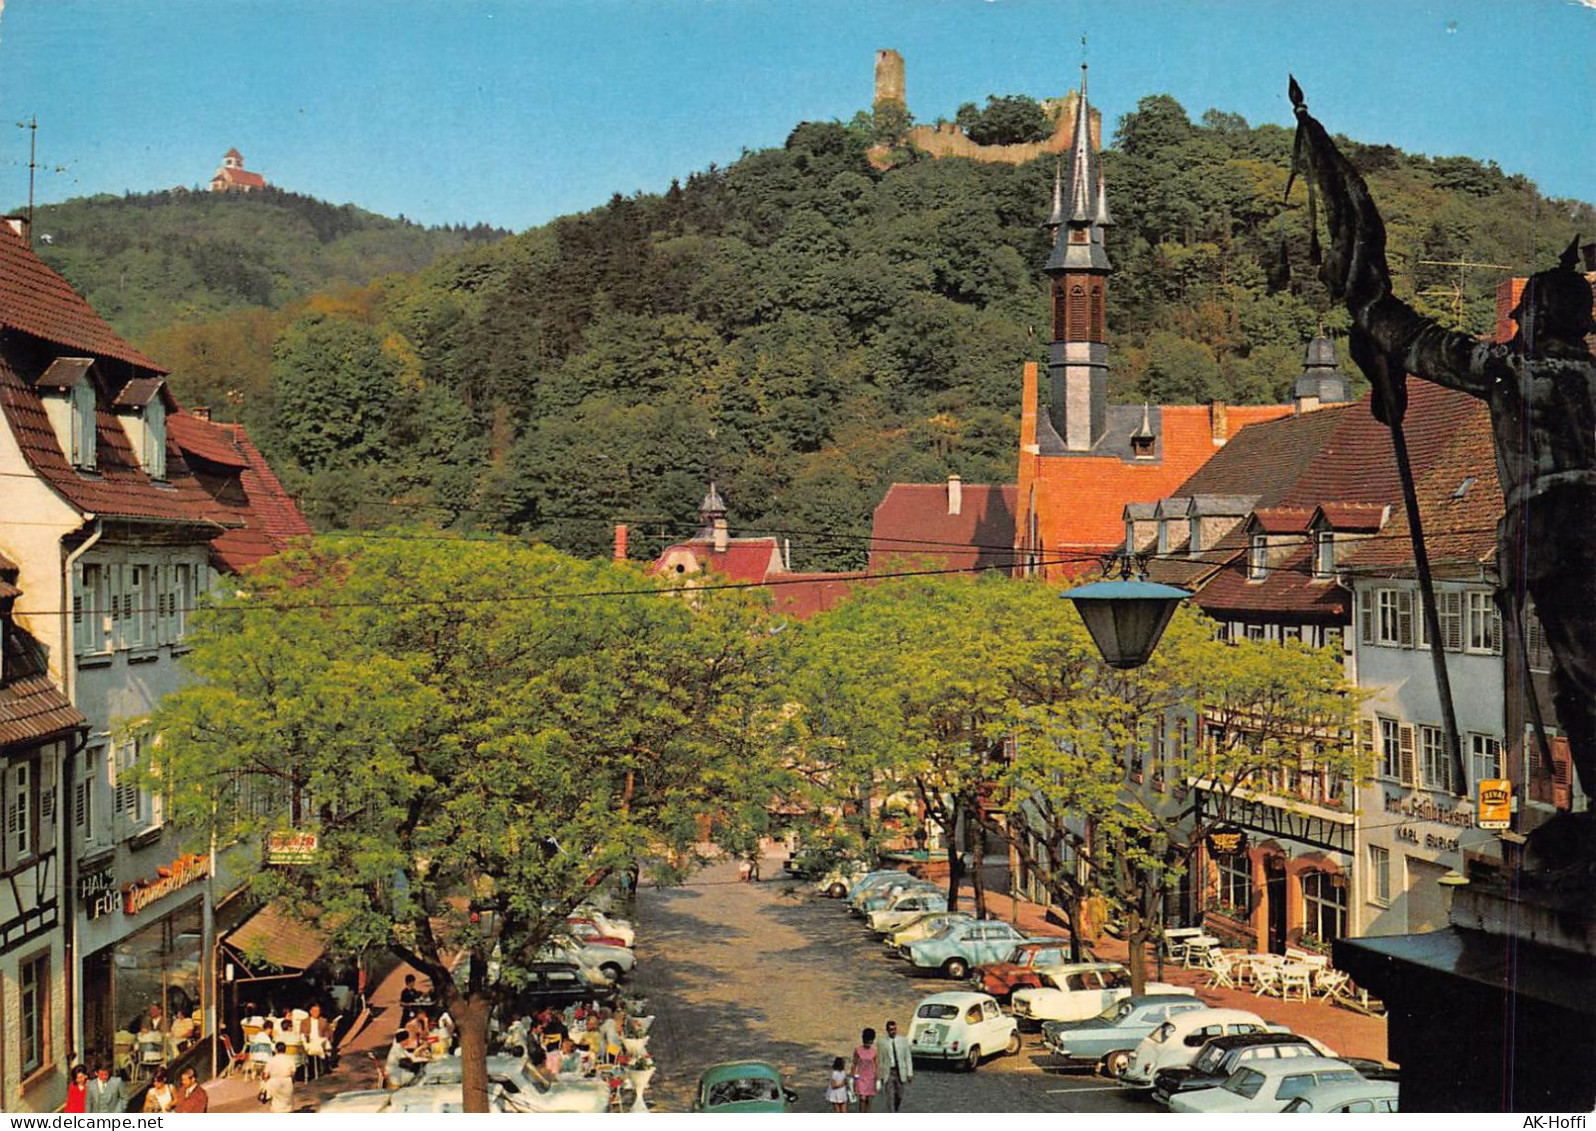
[70,376,97,469]
[75,746,101,847]
[1313,529,1334,579]
[7,759,36,862]
[1418,724,1458,796]
[1466,590,1502,655]
[1248,534,1268,581]
[113,736,161,837]
[128,564,148,648]
[75,563,109,655]
[1378,717,1401,780]
[1367,844,1391,906]
[20,951,49,1076]
[1376,589,1401,645]
[1469,733,1503,794]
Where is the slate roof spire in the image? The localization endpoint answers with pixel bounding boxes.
[1045,65,1111,274]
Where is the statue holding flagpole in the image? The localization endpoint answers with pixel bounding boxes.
[1286,79,1596,854]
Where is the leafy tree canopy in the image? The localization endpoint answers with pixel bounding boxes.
[955,95,1054,146]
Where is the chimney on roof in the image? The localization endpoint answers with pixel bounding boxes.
[190,405,212,422]
[1209,400,1229,445]
[613,524,628,561]
[2,215,28,244]
[712,517,729,554]
[947,474,963,516]
[1495,277,1526,344]
[783,538,792,571]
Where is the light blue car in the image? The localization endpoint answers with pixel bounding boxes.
[902,920,1033,980]
[1041,994,1212,1075]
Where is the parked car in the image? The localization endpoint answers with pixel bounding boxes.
[885,911,974,951]
[319,1084,518,1113]
[1152,1033,1396,1106]
[509,961,616,1011]
[1040,995,1211,1075]
[853,878,940,918]
[692,1060,798,1112]
[970,939,1076,1000]
[1011,963,1192,1028]
[1168,1056,1366,1113]
[413,1056,611,1112]
[542,937,634,982]
[571,907,635,947]
[903,920,1034,979]
[813,864,871,898]
[1281,1079,1400,1112]
[563,919,630,948]
[907,991,1021,1071]
[846,870,919,909]
[868,891,949,935]
[1119,1007,1283,1087]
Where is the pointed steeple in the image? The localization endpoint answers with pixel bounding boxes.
[1045,66,1111,275]
[697,480,727,532]
[1044,158,1066,232]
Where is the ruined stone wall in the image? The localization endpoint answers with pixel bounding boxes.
[904,91,1102,166]
[874,49,906,107]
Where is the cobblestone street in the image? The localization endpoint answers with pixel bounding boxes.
[628,859,1146,1114]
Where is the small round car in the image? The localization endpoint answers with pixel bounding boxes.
[692,1060,798,1113]
[907,991,1022,1072]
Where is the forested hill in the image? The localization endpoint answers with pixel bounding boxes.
[36,98,1594,572]
[18,187,507,339]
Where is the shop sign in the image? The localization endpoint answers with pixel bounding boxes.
[79,867,119,920]
[124,853,209,916]
[1206,826,1249,858]
[1477,780,1512,830]
[266,830,319,865]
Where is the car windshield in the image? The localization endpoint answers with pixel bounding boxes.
[707,1077,780,1106]
[1148,1021,1175,1045]
[1222,1068,1265,1099]
[925,923,956,940]
[1095,999,1137,1024]
[916,1003,961,1020]
[1194,1045,1227,1071]
[1003,946,1024,963]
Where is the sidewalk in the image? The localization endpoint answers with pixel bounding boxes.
[964,885,1389,1064]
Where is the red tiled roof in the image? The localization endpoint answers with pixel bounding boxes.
[653,538,784,586]
[0,355,236,527]
[1196,541,1349,620]
[212,167,267,190]
[169,414,313,572]
[1252,507,1314,534]
[1316,502,1389,532]
[869,484,1019,574]
[0,627,85,747]
[769,573,867,619]
[0,226,161,368]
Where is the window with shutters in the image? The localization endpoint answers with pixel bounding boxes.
[1468,733,1503,794]
[1363,587,1412,647]
[1550,736,1574,810]
[75,747,100,846]
[1418,724,1457,795]
[1067,284,1088,339]
[113,736,160,837]
[1524,606,1553,672]
[1248,535,1268,580]
[1367,845,1391,906]
[1377,717,1401,780]
[1466,591,1501,654]
[6,758,38,862]
[143,395,167,480]
[70,375,97,470]
[75,563,109,656]
[128,565,149,648]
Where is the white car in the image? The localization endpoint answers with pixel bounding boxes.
[1281,1079,1400,1112]
[867,891,949,935]
[885,911,973,951]
[1119,1007,1284,1087]
[907,991,1022,1072]
[814,865,870,898]
[571,909,636,948]
[319,1084,526,1114]
[540,939,634,982]
[1169,1056,1365,1113]
[414,1055,610,1112]
[1010,962,1192,1027]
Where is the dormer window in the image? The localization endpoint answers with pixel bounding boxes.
[1157,521,1170,556]
[1131,433,1155,459]
[1314,529,1335,579]
[112,377,169,480]
[70,374,97,469]
[1248,534,1269,581]
[142,396,167,480]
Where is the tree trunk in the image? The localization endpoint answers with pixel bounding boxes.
[456,989,495,1113]
[1125,906,1150,996]
[969,810,987,919]
[945,830,962,911]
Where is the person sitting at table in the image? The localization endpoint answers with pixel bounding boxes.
[384,1030,417,1089]
[169,1010,195,1051]
[405,1009,431,1048]
[556,1037,587,1078]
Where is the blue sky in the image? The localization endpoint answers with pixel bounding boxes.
[0,0,1591,232]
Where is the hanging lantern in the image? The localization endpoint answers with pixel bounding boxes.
[1062,578,1191,669]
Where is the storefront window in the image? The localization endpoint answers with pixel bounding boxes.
[87,900,208,1070]
[1301,869,1348,943]
[1215,855,1251,916]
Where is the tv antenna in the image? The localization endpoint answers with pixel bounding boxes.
[1416,257,1511,328]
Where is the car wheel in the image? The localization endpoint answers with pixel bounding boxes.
[964,1046,982,1072]
[943,958,969,980]
[1101,1049,1131,1078]
[1004,1032,1022,1057]
[600,962,624,982]
[828,882,846,898]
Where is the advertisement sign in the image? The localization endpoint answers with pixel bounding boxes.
[1477,780,1512,830]
[124,853,209,916]
[1206,825,1249,857]
[267,830,319,865]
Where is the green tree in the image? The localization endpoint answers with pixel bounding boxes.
[146,536,776,1111]
[956,95,1053,146]
[267,314,398,471]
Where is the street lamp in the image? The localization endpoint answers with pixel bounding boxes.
[1061,555,1191,670]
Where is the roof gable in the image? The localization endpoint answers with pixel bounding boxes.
[0,226,161,369]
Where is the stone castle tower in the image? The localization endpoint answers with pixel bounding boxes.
[874,49,906,108]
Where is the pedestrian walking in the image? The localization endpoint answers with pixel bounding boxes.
[143,1066,176,1113]
[173,1067,209,1113]
[86,1064,126,1113]
[850,1027,879,1113]
[824,1057,849,1112]
[737,859,752,883]
[878,1019,914,1111]
[64,1066,89,1113]
[263,1041,297,1112]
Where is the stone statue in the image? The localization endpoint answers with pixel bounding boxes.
[1287,80,1596,823]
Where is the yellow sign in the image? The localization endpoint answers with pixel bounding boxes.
[1477,779,1512,830]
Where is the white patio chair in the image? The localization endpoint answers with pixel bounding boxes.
[1278,963,1313,1002]
[1251,961,1282,998]
[1315,967,1353,1003]
[1205,950,1238,989]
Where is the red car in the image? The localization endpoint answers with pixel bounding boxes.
[971,938,1076,1000]
[565,918,630,949]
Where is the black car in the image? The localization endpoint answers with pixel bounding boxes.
[1151,1032,1397,1105]
[509,962,616,1013]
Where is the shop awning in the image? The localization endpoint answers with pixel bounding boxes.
[222,902,328,979]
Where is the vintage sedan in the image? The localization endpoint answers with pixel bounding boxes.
[1152,1033,1396,1105]
[1119,1007,1281,1088]
[907,991,1021,1071]
[1011,963,1192,1028]
[853,878,940,918]
[867,891,949,935]
[903,920,1033,980]
[414,1056,611,1112]
[885,911,974,951]
[1040,994,1211,1075]
[542,937,634,982]
[509,961,616,1011]
[970,939,1075,1000]
[692,1060,798,1113]
[846,870,922,910]
[1168,1056,1366,1113]
[1280,1079,1400,1112]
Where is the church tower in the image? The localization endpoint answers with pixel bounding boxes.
[1043,65,1113,451]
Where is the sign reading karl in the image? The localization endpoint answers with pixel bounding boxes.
[1287,81,1596,864]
